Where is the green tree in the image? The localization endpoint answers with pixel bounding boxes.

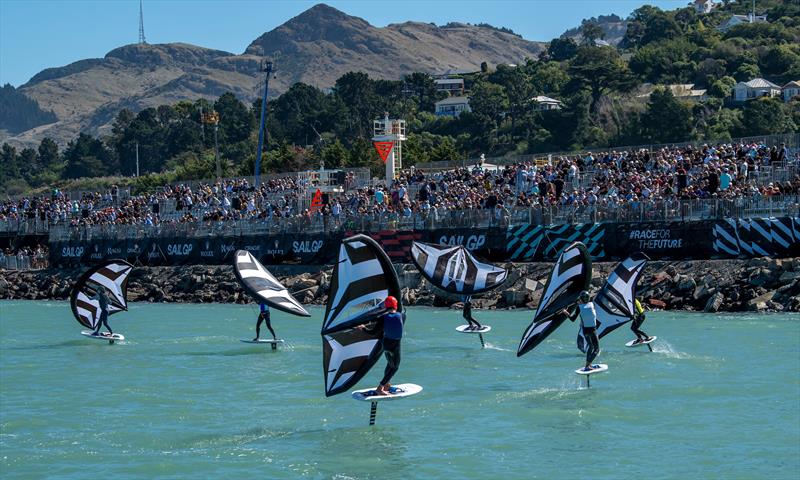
[567,46,636,112]
[403,72,438,112]
[581,22,605,45]
[319,139,349,169]
[547,38,578,61]
[641,88,693,143]
[740,97,797,135]
[429,137,461,163]
[63,133,113,179]
[215,92,253,144]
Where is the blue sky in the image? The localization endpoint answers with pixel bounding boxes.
[0,0,689,87]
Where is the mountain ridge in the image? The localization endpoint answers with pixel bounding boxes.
[7,3,546,147]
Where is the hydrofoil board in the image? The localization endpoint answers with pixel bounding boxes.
[625,336,657,348]
[240,339,284,345]
[81,331,125,343]
[352,383,423,402]
[575,364,608,375]
[455,325,491,334]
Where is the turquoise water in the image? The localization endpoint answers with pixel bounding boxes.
[1,301,798,479]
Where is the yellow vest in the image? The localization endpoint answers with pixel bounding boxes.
[634,299,644,315]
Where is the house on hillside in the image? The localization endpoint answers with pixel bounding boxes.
[434,78,465,96]
[784,81,800,102]
[531,96,563,111]
[694,0,717,14]
[435,96,471,117]
[717,13,768,32]
[731,78,781,102]
[637,83,708,102]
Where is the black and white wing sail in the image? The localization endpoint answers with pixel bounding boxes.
[578,253,649,351]
[322,234,402,397]
[410,242,508,295]
[69,260,133,329]
[517,242,592,357]
[232,250,310,317]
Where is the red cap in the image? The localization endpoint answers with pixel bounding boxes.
[384,296,398,310]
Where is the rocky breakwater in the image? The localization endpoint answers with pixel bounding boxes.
[0,259,798,313]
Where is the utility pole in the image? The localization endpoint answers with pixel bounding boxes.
[254,60,275,187]
[135,142,140,177]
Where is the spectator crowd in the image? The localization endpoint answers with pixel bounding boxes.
[1,140,798,234]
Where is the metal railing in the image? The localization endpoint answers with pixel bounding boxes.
[0,253,48,271]
[46,195,800,241]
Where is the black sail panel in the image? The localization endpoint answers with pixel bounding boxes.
[232,250,310,317]
[322,234,402,397]
[410,242,508,295]
[517,242,591,357]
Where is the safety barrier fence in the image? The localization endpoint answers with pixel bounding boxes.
[0,254,48,271]
[45,195,800,243]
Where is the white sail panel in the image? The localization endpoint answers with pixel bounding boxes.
[232,250,310,317]
[410,242,507,295]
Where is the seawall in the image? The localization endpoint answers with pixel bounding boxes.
[2,259,798,313]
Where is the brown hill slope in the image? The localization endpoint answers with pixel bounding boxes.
[9,3,544,147]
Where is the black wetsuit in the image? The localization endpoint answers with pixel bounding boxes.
[379,311,404,387]
[93,290,112,335]
[255,305,275,340]
[631,300,649,340]
[462,297,482,330]
[631,313,648,340]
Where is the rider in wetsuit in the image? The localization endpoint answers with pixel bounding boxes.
[376,296,403,396]
[631,298,651,343]
[462,295,483,330]
[254,303,276,341]
[91,288,113,336]
[576,290,600,371]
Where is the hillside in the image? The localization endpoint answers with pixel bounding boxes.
[8,3,544,147]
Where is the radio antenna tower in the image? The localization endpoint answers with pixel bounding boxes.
[138,0,147,44]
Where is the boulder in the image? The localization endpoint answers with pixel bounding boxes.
[503,290,528,307]
[704,292,725,313]
[779,271,800,283]
[676,275,696,293]
[747,291,775,311]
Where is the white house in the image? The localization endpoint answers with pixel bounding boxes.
[731,78,781,102]
[434,78,465,95]
[637,83,708,102]
[717,14,768,33]
[694,0,716,14]
[783,81,800,102]
[531,95,563,111]
[435,96,471,117]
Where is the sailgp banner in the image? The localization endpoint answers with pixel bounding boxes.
[48,217,800,267]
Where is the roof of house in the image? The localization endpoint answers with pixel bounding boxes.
[783,81,800,89]
[434,78,464,85]
[531,95,562,104]
[435,96,470,106]
[737,78,781,89]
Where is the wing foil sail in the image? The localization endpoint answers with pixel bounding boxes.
[578,253,649,351]
[410,242,508,295]
[233,250,310,317]
[322,234,402,397]
[517,242,592,357]
[69,260,133,329]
